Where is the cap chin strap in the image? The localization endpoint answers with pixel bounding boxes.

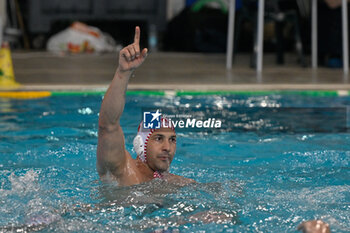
[153,171,163,179]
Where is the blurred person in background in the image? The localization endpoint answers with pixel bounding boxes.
[318,0,350,68]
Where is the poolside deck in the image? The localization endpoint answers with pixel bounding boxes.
[9,51,350,91]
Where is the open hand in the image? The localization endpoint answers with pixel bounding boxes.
[118,26,148,73]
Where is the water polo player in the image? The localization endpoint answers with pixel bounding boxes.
[97,26,195,186]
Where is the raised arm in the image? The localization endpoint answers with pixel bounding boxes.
[97,26,148,179]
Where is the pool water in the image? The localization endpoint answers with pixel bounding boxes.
[0,94,349,232]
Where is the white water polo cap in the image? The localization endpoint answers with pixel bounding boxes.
[133,117,175,163]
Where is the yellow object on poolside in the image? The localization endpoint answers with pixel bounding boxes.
[0,91,51,99]
[0,42,20,88]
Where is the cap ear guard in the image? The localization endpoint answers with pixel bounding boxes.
[133,134,144,158]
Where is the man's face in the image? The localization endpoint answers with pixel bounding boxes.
[146,128,176,172]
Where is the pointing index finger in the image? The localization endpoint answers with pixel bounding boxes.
[134,26,140,44]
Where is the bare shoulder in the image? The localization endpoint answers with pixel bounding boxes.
[164,173,196,186]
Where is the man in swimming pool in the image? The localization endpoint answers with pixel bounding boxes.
[97,26,195,186]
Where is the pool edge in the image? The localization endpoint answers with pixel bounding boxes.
[1,84,350,98]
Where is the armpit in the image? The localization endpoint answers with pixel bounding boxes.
[99,170,118,183]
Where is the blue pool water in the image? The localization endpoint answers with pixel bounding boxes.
[0,93,349,232]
